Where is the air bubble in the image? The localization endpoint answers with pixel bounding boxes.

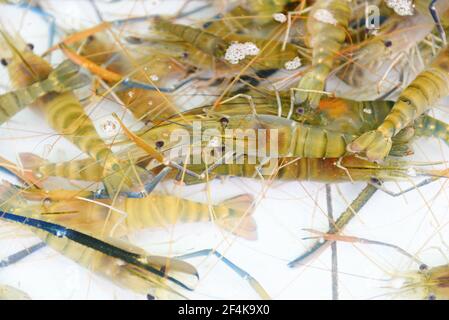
[225,42,260,65]
[273,13,287,23]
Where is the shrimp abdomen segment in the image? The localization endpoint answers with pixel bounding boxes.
[41,92,112,162]
[294,125,351,158]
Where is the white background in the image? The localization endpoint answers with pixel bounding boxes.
[0,0,449,300]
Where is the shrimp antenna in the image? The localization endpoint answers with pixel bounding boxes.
[302,229,427,267]
[429,0,447,46]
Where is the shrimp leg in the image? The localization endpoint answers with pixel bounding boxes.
[0,242,46,268]
[429,0,447,46]
[286,163,448,268]
[177,249,270,300]
[301,230,426,266]
[326,184,339,300]
[121,167,173,198]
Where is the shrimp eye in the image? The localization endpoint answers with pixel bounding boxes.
[384,40,392,48]
[27,43,34,51]
[296,107,305,114]
[182,52,189,59]
[369,177,381,185]
[87,35,95,41]
[1,58,8,66]
[428,294,436,300]
[220,117,229,127]
[155,140,164,149]
[419,264,429,272]
[147,294,155,300]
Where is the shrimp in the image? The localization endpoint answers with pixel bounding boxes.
[184,113,413,161]
[0,30,147,196]
[0,187,198,299]
[295,0,352,107]
[182,91,449,148]
[347,44,449,161]
[19,189,258,241]
[183,90,395,135]
[127,112,363,174]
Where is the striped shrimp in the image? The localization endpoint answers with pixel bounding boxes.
[7,186,267,298]
[183,90,396,135]
[195,113,414,162]
[347,44,449,161]
[132,112,361,164]
[0,31,147,196]
[0,187,198,299]
[185,91,449,147]
[295,0,352,107]
[19,189,258,241]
